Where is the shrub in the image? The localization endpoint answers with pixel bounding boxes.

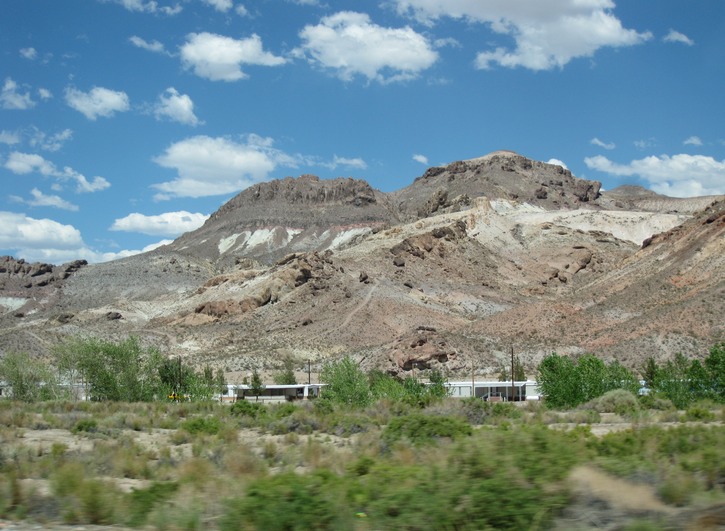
[79,479,116,525]
[220,471,344,531]
[230,400,264,419]
[584,389,640,416]
[323,412,377,437]
[268,409,320,435]
[269,402,298,419]
[126,481,179,527]
[658,470,696,506]
[383,413,472,446]
[71,418,98,434]
[684,405,716,422]
[181,416,222,435]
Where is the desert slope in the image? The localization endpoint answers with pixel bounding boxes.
[0,151,722,377]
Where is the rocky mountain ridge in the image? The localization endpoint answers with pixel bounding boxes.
[0,151,722,379]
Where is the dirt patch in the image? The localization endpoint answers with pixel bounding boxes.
[568,465,672,514]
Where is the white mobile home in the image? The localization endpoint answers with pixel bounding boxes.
[445,380,540,401]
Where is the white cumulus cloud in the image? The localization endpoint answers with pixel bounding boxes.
[110,0,182,15]
[0,130,21,145]
[591,137,615,150]
[0,211,84,252]
[547,158,569,170]
[683,136,702,146]
[152,135,293,199]
[29,128,73,152]
[413,154,429,165]
[19,47,38,60]
[154,88,202,126]
[324,155,367,170]
[65,86,130,120]
[1,78,36,110]
[393,0,651,71]
[4,152,110,193]
[664,29,694,46]
[295,11,438,83]
[584,153,725,197]
[129,35,170,55]
[203,0,233,12]
[111,211,209,236]
[180,32,286,81]
[10,188,79,212]
[0,211,174,264]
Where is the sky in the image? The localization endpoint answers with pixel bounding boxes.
[1,0,724,264]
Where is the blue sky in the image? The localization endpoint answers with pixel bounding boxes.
[1,0,723,264]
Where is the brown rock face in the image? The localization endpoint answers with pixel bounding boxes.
[0,256,87,297]
[393,151,601,221]
[167,175,398,267]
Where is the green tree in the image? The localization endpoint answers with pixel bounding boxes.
[537,353,638,409]
[704,342,725,401]
[249,369,265,401]
[184,364,217,401]
[273,356,297,385]
[215,368,227,395]
[656,353,693,409]
[158,357,195,397]
[498,356,526,382]
[576,355,607,402]
[641,356,658,389]
[369,370,406,401]
[0,351,64,402]
[537,353,581,408]
[604,360,640,396]
[57,336,164,402]
[427,369,450,401]
[687,360,711,402]
[320,356,371,408]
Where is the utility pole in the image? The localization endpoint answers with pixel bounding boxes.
[511,346,515,402]
[307,359,311,385]
[471,361,475,399]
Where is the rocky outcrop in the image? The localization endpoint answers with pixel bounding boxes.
[167,175,397,267]
[394,151,602,221]
[387,327,461,376]
[0,256,86,292]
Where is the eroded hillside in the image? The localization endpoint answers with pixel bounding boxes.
[0,152,722,378]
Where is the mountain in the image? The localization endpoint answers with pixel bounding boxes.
[1,151,722,378]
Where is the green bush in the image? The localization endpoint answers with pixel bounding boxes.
[181,416,222,435]
[323,412,377,437]
[126,481,179,527]
[268,408,320,435]
[584,389,640,416]
[220,471,345,531]
[230,400,264,419]
[383,413,472,446]
[71,418,98,434]
[684,405,716,422]
[269,402,298,419]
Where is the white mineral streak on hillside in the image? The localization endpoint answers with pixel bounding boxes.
[243,229,275,250]
[329,227,370,249]
[218,228,303,256]
[508,209,688,245]
[218,233,242,254]
[467,199,688,245]
[0,297,27,313]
